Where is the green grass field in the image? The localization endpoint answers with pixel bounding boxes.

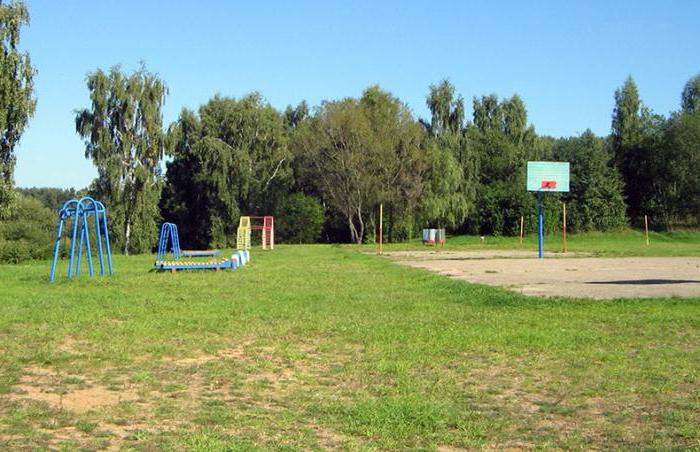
[0,233,698,449]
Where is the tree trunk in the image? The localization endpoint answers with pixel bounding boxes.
[124,218,131,255]
[356,205,364,244]
[348,213,358,244]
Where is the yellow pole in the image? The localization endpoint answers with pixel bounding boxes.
[379,204,383,255]
[644,215,650,246]
[519,215,524,246]
[562,203,567,253]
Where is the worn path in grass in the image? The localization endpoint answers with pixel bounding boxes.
[0,245,698,449]
[386,251,700,298]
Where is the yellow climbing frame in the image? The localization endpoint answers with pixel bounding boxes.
[236,216,251,250]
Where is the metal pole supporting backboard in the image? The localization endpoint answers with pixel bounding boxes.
[537,193,544,258]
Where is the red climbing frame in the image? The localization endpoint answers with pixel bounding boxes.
[250,216,274,249]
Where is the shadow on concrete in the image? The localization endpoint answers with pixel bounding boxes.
[586,279,700,285]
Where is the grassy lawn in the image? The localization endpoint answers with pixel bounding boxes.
[0,243,698,449]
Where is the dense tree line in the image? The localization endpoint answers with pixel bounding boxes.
[16,187,82,211]
[1,1,699,261]
[612,76,700,229]
[71,70,700,251]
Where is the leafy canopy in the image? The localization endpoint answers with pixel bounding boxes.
[0,0,35,218]
[75,65,167,254]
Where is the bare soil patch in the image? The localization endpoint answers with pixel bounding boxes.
[4,340,351,449]
[385,251,700,298]
[9,365,138,413]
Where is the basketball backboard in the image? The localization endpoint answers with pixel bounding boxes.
[527,161,570,192]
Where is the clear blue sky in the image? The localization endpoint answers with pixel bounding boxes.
[14,0,700,189]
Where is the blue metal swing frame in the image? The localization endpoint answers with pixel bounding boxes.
[49,196,114,282]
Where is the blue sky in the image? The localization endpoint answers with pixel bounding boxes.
[14,0,700,188]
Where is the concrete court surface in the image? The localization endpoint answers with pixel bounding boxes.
[384,250,700,299]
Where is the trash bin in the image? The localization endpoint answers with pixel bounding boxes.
[422,228,436,245]
[436,228,446,245]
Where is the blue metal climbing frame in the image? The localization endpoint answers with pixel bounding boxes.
[157,223,182,261]
[156,222,220,261]
[49,197,114,282]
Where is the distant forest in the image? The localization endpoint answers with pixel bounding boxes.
[1,1,700,262]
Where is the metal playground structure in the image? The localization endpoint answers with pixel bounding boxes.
[49,196,114,282]
[154,249,250,273]
[236,215,274,250]
[156,222,221,261]
[154,222,246,273]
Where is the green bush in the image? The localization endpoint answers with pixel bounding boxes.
[0,194,56,264]
[275,193,324,243]
[0,240,31,264]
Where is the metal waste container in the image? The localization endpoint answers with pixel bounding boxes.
[422,228,436,245]
[436,228,446,245]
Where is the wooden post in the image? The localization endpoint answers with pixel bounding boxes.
[644,215,650,246]
[379,204,383,255]
[562,203,567,253]
[519,215,524,246]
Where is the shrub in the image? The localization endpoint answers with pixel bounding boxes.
[275,193,324,243]
[0,193,56,263]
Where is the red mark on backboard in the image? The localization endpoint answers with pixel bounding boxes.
[541,180,557,189]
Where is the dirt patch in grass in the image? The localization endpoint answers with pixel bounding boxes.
[57,336,92,355]
[311,423,347,449]
[9,366,139,413]
[159,342,250,366]
[460,356,685,449]
[4,341,362,449]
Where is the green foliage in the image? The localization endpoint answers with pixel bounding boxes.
[13,72,697,246]
[16,187,81,211]
[607,75,700,229]
[294,86,426,243]
[610,76,659,226]
[162,94,290,249]
[75,65,167,254]
[0,0,36,219]
[0,193,55,263]
[425,79,464,136]
[275,193,324,243]
[553,131,627,231]
[284,100,309,129]
[419,80,476,230]
[419,134,470,229]
[681,73,700,114]
[469,95,536,235]
[660,110,700,226]
[612,76,643,152]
